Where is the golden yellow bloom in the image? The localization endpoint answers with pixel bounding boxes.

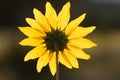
[18,2,97,76]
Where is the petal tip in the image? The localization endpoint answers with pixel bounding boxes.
[66,1,71,6]
[94,43,98,47]
[46,1,51,6]
[67,66,73,69]
[24,57,28,62]
[62,1,71,9]
[74,65,79,69]
[25,17,36,24]
[33,8,40,15]
[51,72,56,76]
[91,26,96,30]
[77,66,79,68]
[82,13,87,17]
[91,42,98,47]
[18,27,23,32]
[37,69,41,73]
[25,18,30,23]
[18,41,22,45]
[33,8,37,12]
[18,27,22,30]
[46,2,53,10]
[36,66,42,73]
[85,55,91,60]
[33,8,41,20]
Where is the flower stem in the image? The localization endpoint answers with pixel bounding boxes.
[55,43,59,80]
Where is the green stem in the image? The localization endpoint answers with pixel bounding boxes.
[55,43,59,80]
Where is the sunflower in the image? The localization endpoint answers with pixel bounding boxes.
[18,2,97,76]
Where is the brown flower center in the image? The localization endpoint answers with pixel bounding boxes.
[43,28,68,52]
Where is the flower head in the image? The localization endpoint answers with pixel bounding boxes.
[18,2,97,76]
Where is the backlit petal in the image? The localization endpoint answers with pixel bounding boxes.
[33,8,51,32]
[69,38,97,49]
[67,45,90,60]
[37,50,49,72]
[18,27,44,37]
[45,2,57,29]
[64,49,79,68]
[19,38,44,46]
[68,26,96,39]
[58,2,70,30]
[65,13,86,35]
[49,52,56,76]
[24,44,46,61]
[58,51,72,69]
[25,18,45,34]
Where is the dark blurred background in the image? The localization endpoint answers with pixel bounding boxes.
[0,0,120,80]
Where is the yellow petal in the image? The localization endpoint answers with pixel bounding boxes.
[25,18,41,29]
[64,49,79,68]
[18,27,44,37]
[25,18,45,34]
[49,52,56,76]
[69,38,97,49]
[58,51,72,69]
[65,13,86,35]
[58,2,70,30]
[19,38,44,46]
[33,8,51,32]
[67,45,90,60]
[68,26,96,39]
[24,44,46,61]
[45,2,57,30]
[37,50,49,72]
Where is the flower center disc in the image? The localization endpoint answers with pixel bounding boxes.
[43,29,68,52]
